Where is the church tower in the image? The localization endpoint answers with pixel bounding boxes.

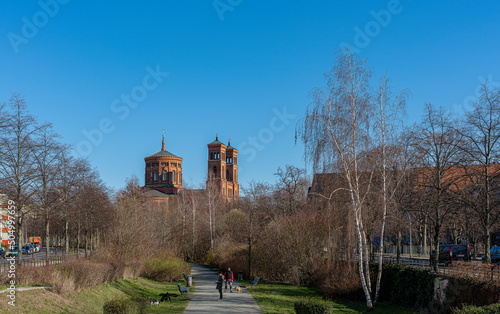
[225,138,239,200]
[207,134,239,201]
[144,133,183,195]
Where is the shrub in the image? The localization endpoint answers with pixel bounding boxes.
[52,258,143,294]
[123,262,143,279]
[253,212,329,286]
[212,240,249,279]
[451,303,500,314]
[103,299,129,314]
[0,265,56,286]
[311,260,364,301]
[294,298,333,314]
[141,255,190,282]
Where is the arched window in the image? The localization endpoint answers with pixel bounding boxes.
[226,170,230,180]
[213,166,217,178]
[162,171,167,182]
[172,170,176,183]
[153,171,158,182]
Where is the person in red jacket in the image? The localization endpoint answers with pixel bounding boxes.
[225,267,234,292]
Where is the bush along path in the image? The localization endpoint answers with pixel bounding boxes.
[184,264,262,313]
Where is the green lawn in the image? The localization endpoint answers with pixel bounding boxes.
[242,281,415,314]
[0,277,192,313]
[108,277,192,313]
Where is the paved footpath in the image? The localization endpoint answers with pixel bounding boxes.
[184,264,262,314]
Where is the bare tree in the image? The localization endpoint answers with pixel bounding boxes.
[410,104,461,271]
[206,174,224,251]
[72,161,112,257]
[177,188,203,259]
[55,153,84,256]
[0,93,43,258]
[457,82,500,263]
[32,124,64,260]
[274,165,308,216]
[241,181,272,278]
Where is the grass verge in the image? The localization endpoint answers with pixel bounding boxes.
[0,277,191,313]
[241,280,415,314]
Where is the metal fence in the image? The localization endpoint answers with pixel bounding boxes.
[0,254,80,273]
[378,245,431,256]
[376,245,486,258]
[380,255,500,282]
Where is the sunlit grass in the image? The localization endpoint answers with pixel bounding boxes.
[243,280,415,314]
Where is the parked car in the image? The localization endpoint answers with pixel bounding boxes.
[482,246,500,264]
[6,244,19,257]
[33,242,40,252]
[430,244,471,266]
[21,244,32,254]
[0,248,5,259]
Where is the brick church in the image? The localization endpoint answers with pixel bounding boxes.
[144,133,239,201]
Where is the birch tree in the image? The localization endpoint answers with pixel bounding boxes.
[297,49,376,309]
[372,76,409,304]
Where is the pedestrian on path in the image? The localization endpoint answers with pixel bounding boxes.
[216,271,224,301]
[225,267,234,292]
[184,264,262,313]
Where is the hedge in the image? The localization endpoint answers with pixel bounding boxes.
[379,263,435,309]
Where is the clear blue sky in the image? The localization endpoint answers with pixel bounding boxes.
[1,1,500,193]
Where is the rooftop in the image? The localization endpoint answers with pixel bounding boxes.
[208,133,225,146]
[147,150,180,158]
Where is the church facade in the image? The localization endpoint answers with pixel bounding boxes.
[144,134,239,202]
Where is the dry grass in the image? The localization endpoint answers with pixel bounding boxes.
[52,258,144,294]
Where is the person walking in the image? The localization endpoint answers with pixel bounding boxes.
[225,267,234,292]
[216,271,224,301]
